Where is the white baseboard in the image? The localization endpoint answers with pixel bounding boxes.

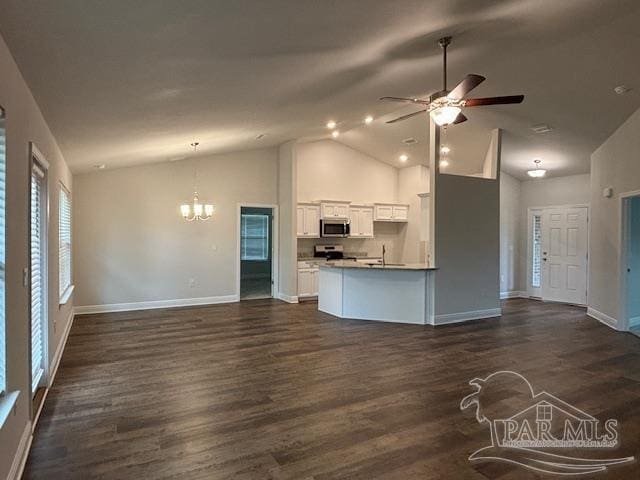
[7,420,33,480]
[630,316,640,329]
[49,310,74,388]
[276,292,299,304]
[74,294,240,315]
[587,307,619,330]
[500,291,526,299]
[434,308,502,325]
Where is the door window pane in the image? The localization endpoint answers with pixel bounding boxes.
[532,214,542,288]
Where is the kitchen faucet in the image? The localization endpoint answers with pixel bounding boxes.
[382,244,386,266]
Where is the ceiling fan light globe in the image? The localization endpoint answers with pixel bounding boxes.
[430,106,461,126]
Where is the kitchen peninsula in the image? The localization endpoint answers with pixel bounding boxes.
[318,261,437,325]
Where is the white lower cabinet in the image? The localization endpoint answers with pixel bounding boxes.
[298,268,319,297]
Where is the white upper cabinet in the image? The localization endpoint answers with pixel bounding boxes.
[349,206,374,238]
[374,203,409,222]
[320,201,350,219]
[297,203,320,238]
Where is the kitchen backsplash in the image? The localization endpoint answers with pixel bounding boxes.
[297,222,404,262]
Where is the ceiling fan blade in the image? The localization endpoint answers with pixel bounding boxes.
[380,96,430,105]
[386,109,427,124]
[447,74,486,100]
[453,113,467,124]
[464,95,525,107]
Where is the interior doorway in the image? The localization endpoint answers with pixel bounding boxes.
[527,205,589,305]
[621,192,640,336]
[238,206,275,300]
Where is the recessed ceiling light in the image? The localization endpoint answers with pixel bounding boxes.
[440,145,450,155]
[402,137,418,145]
[531,124,553,134]
[331,130,340,138]
[439,159,449,168]
[614,85,631,95]
[94,164,106,170]
[399,154,408,162]
[326,120,337,129]
[255,133,267,140]
[364,116,373,124]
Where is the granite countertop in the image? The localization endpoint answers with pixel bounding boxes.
[319,261,437,271]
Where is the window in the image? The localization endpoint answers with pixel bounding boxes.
[241,214,269,261]
[0,108,6,395]
[31,160,47,392]
[537,403,552,422]
[59,185,72,301]
[531,214,542,288]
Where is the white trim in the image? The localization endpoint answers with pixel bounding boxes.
[59,284,74,306]
[434,308,502,325]
[500,291,526,299]
[31,311,75,429]
[29,143,51,396]
[48,310,74,389]
[618,190,640,332]
[587,307,619,330]
[276,292,299,304]
[7,420,33,480]
[236,204,279,300]
[74,295,239,315]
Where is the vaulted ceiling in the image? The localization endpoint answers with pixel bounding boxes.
[1,0,639,178]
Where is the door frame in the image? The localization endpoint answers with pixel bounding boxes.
[526,203,589,302]
[619,190,640,332]
[28,143,50,402]
[236,203,279,300]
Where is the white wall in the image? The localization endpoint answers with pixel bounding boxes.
[297,140,398,204]
[73,148,278,308]
[0,33,73,479]
[590,107,640,325]
[277,142,297,300]
[500,172,521,295]
[518,173,591,293]
[398,165,429,263]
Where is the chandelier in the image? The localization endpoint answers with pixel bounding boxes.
[180,142,215,221]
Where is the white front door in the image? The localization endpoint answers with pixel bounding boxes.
[540,207,588,305]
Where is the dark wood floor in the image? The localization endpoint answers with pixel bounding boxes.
[24,299,640,479]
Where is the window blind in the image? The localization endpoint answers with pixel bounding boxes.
[31,166,45,391]
[59,185,72,299]
[241,214,269,261]
[0,111,6,395]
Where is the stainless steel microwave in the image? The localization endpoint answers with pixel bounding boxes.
[320,219,350,237]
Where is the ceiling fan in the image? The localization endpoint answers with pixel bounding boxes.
[380,36,524,126]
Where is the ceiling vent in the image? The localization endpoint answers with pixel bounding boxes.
[531,124,553,134]
[402,137,418,145]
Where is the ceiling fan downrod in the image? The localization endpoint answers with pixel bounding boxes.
[438,36,452,92]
